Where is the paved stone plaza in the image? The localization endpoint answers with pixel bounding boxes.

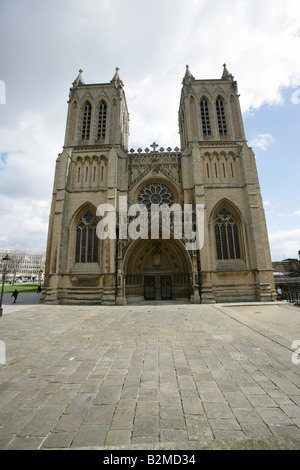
[1,294,300,450]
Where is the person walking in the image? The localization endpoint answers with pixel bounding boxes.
[11,289,19,303]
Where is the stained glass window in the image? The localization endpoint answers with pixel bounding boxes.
[138,183,174,210]
[215,207,241,260]
[75,210,98,263]
[200,98,211,136]
[98,100,107,140]
[81,102,92,140]
[216,97,227,136]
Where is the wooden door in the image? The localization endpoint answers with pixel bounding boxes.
[144,276,155,300]
[161,275,172,300]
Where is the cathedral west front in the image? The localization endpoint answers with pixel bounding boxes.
[42,65,275,305]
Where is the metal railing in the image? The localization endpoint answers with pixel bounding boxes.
[283,290,300,305]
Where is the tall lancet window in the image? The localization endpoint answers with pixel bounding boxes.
[215,207,241,260]
[200,97,211,136]
[216,97,227,136]
[98,100,107,140]
[81,102,92,140]
[75,210,98,263]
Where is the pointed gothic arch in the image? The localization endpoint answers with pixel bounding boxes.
[81,100,92,140]
[211,200,244,261]
[97,99,107,140]
[215,95,228,136]
[122,236,193,301]
[132,173,181,206]
[69,203,99,266]
[200,96,211,137]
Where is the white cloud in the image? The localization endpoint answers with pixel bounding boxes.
[0,112,61,253]
[249,133,275,151]
[0,196,49,254]
[0,112,59,198]
[269,228,300,260]
[125,76,181,148]
[276,210,300,218]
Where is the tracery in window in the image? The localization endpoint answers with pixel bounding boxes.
[98,100,107,140]
[215,207,241,260]
[200,98,211,136]
[138,183,174,210]
[81,102,92,140]
[75,210,98,263]
[216,97,227,136]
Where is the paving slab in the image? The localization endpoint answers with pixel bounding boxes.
[1,298,300,450]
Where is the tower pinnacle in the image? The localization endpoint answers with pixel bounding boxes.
[111,67,124,87]
[183,65,195,83]
[72,69,85,87]
[222,63,233,81]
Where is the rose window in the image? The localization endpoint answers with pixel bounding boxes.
[138,183,174,209]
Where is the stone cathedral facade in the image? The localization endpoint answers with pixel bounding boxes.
[42,65,275,305]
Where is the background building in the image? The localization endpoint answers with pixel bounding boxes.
[42,66,275,304]
[0,249,44,282]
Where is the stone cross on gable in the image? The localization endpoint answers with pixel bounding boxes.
[150,142,159,152]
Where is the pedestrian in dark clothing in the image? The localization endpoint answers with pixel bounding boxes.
[11,289,19,303]
[37,285,42,294]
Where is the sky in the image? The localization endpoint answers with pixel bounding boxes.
[0,0,300,261]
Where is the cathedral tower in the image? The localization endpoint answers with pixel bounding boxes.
[178,64,275,302]
[43,68,129,304]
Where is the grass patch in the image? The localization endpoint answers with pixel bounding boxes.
[3,284,43,293]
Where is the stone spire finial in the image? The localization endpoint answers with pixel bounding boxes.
[111,67,124,87]
[182,65,195,95]
[112,67,120,80]
[222,63,233,81]
[183,65,195,83]
[72,69,85,87]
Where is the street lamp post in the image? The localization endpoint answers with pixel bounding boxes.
[0,254,11,317]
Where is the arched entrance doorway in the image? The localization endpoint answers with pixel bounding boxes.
[122,237,194,302]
